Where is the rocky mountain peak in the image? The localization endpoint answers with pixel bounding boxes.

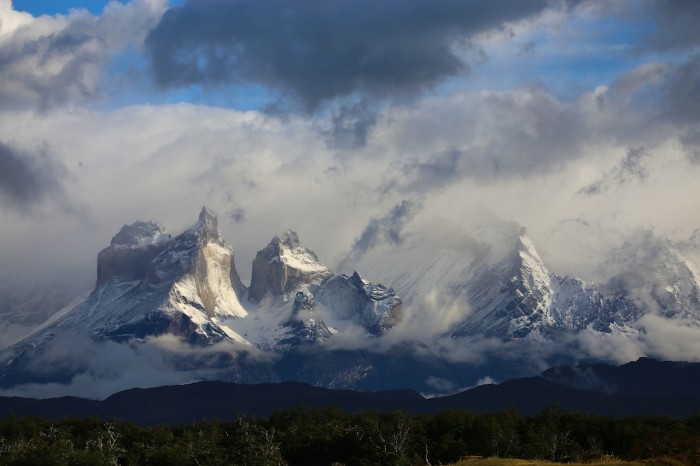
[98,220,171,287]
[186,206,224,245]
[110,220,169,250]
[514,234,551,288]
[90,206,249,342]
[317,272,402,335]
[249,230,332,302]
[600,230,700,320]
[349,271,368,290]
[199,205,218,226]
[274,229,302,250]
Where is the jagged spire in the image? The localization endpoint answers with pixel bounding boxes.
[199,206,218,226]
[188,206,223,245]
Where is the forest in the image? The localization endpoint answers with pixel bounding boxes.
[1,407,699,465]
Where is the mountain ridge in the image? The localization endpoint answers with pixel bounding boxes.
[2,207,700,397]
[2,358,699,424]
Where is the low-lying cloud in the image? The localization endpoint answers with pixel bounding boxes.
[2,331,277,399]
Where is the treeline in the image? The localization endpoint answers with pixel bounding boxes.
[1,407,700,465]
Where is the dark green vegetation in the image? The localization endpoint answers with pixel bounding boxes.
[2,408,700,465]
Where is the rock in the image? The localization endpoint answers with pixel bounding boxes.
[248,230,332,302]
[97,221,170,287]
[317,271,402,335]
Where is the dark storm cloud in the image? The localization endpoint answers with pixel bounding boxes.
[663,55,700,124]
[591,0,700,130]
[145,0,551,112]
[637,0,700,52]
[0,142,65,209]
[593,1,700,53]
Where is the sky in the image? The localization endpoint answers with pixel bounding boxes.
[1,0,699,291]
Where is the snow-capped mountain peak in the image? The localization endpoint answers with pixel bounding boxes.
[111,220,170,250]
[249,230,332,302]
[270,229,329,273]
[8,208,700,397]
[600,230,700,321]
[184,206,226,246]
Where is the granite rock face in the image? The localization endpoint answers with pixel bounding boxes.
[248,230,332,302]
[96,221,170,287]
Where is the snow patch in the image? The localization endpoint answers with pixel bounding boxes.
[279,246,328,273]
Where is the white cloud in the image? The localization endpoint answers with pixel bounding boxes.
[0,0,32,37]
[637,314,700,361]
[1,75,699,286]
[0,0,166,110]
[2,331,276,399]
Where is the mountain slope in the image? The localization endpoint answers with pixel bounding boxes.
[0,207,262,388]
[3,358,700,423]
[344,219,639,341]
[451,234,636,339]
[62,206,249,344]
[600,230,700,322]
[4,210,700,397]
[0,208,411,394]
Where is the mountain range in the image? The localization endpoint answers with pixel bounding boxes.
[1,358,698,424]
[1,207,700,397]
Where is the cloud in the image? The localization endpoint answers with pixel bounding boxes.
[578,146,649,195]
[0,0,32,36]
[394,288,473,341]
[227,204,246,224]
[680,128,700,164]
[637,0,700,52]
[402,149,464,193]
[637,314,700,362]
[574,330,644,364]
[0,141,65,210]
[145,0,553,112]
[605,62,671,106]
[586,1,700,53]
[377,88,590,190]
[588,54,699,129]
[663,54,700,124]
[340,200,421,269]
[3,331,277,399]
[321,101,378,150]
[0,0,165,110]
